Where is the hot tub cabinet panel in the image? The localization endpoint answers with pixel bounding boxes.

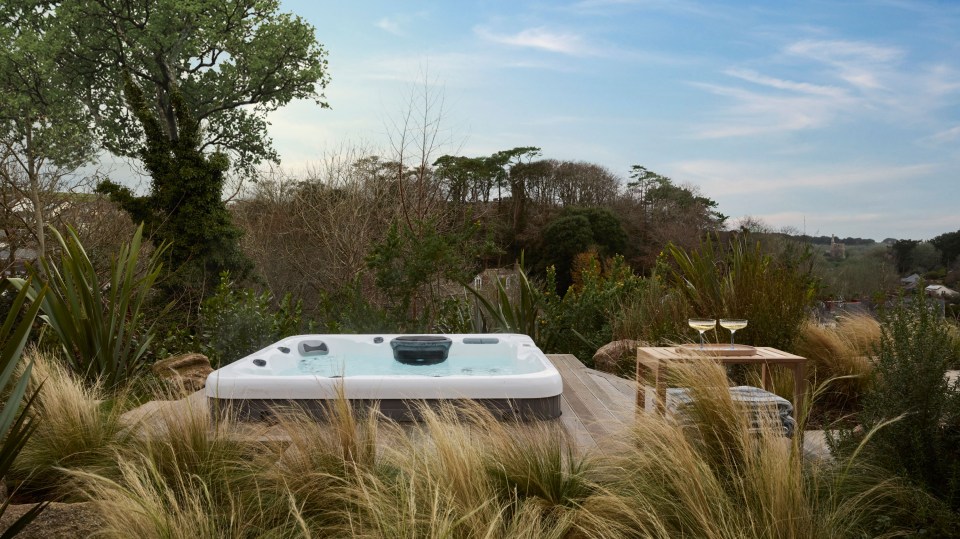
[210,396,562,422]
[205,334,563,421]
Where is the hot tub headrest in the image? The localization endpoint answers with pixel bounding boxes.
[391,335,452,365]
[298,340,329,356]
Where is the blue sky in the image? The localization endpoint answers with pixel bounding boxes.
[269,0,960,241]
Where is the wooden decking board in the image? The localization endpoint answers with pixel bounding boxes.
[586,372,637,421]
[547,354,635,447]
[558,394,598,450]
[589,369,637,399]
[556,370,612,441]
[553,355,623,421]
[566,360,631,425]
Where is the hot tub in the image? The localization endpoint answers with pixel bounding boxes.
[205,334,563,421]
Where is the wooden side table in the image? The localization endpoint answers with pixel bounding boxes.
[636,346,807,415]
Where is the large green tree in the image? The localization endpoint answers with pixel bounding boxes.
[3,0,330,295]
[932,229,960,268]
[0,12,96,262]
[625,165,725,269]
[537,207,628,293]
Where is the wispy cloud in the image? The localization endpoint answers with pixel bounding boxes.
[923,125,960,145]
[474,26,593,56]
[691,38,915,138]
[569,0,724,19]
[373,12,428,37]
[690,82,852,138]
[724,68,846,97]
[375,17,404,36]
[669,159,936,195]
[785,39,903,90]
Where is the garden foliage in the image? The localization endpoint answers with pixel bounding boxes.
[10,225,167,387]
[833,287,960,515]
[540,252,644,364]
[0,281,48,535]
[199,274,306,367]
[665,233,817,351]
[9,354,919,538]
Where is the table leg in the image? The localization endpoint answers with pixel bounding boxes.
[636,354,656,412]
[793,361,806,417]
[761,363,772,391]
[637,354,666,414]
[635,369,646,411]
[655,361,668,414]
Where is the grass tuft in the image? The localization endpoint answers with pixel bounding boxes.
[11,348,131,500]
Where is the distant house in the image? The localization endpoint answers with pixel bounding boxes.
[0,246,36,277]
[925,284,959,299]
[829,235,846,259]
[901,273,921,290]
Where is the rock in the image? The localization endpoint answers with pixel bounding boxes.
[592,340,641,373]
[151,352,213,395]
[0,502,104,538]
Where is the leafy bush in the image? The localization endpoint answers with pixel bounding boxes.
[539,253,644,364]
[831,288,960,514]
[0,279,48,534]
[367,218,489,328]
[199,274,306,367]
[534,207,627,293]
[10,225,167,387]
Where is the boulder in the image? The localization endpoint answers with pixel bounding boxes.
[592,340,641,374]
[151,352,213,394]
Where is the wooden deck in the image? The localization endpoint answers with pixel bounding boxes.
[547,354,637,451]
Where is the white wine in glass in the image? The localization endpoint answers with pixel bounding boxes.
[719,319,748,350]
[688,318,717,350]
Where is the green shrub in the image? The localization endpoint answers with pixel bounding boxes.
[199,274,306,366]
[367,218,488,327]
[0,280,48,535]
[10,225,167,387]
[539,253,645,364]
[314,280,403,333]
[534,207,628,293]
[611,270,691,346]
[665,233,817,351]
[831,287,960,515]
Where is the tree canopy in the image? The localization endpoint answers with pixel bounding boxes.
[0,10,97,258]
[6,0,331,179]
[0,0,332,298]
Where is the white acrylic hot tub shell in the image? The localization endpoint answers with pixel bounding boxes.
[204,334,563,401]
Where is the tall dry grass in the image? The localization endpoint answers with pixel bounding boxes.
[24,356,924,538]
[794,314,881,411]
[593,360,916,538]
[10,348,132,500]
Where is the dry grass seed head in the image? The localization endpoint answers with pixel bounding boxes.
[12,348,132,500]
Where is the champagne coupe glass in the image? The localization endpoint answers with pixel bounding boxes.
[688,318,717,350]
[719,319,748,350]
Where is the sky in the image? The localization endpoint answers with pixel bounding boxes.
[267,0,960,241]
